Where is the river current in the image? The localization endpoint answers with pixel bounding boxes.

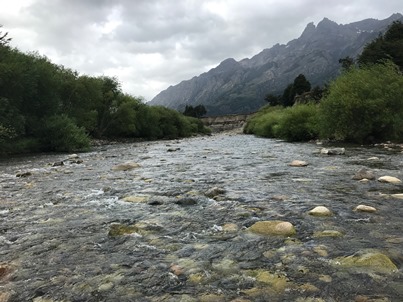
[1,133,402,301]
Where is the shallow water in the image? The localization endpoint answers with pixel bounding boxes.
[1,134,402,301]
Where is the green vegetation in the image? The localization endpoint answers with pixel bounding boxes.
[246,21,403,144]
[0,29,209,155]
[183,104,207,118]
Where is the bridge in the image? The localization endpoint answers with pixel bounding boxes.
[200,113,255,132]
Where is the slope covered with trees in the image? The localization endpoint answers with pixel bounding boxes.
[0,31,209,155]
[245,21,403,144]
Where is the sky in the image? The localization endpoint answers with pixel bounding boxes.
[1,0,401,101]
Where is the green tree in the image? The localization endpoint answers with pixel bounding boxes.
[319,62,403,143]
[0,25,11,46]
[339,56,355,71]
[183,104,207,118]
[264,94,282,106]
[358,21,403,70]
[281,74,311,107]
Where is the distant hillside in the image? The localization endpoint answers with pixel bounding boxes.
[149,13,403,116]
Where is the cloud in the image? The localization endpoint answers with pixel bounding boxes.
[0,0,401,100]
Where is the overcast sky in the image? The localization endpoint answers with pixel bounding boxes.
[1,0,401,101]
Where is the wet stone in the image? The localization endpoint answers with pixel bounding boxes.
[308,206,332,217]
[352,168,375,180]
[354,205,377,213]
[289,160,308,167]
[111,161,141,171]
[332,250,398,274]
[378,176,401,184]
[247,221,296,236]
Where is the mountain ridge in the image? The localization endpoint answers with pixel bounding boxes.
[149,13,403,116]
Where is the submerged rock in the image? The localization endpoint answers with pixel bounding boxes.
[112,161,141,171]
[108,223,139,237]
[247,221,296,236]
[308,206,332,217]
[352,168,375,180]
[122,195,149,203]
[205,187,226,198]
[313,230,343,238]
[378,176,401,184]
[354,205,377,213]
[332,251,398,274]
[289,160,308,167]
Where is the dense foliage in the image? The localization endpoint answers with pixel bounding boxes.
[0,39,209,155]
[183,104,207,118]
[358,21,403,70]
[319,62,403,143]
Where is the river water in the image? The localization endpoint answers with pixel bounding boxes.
[0,133,402,302]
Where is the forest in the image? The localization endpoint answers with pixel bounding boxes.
[0,28,209,155]
[245,21,403,144]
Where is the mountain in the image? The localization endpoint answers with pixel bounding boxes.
[149,13,403,116]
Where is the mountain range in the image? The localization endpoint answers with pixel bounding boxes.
[149,13,403,116]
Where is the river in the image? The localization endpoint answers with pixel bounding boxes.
[1,133,402,301]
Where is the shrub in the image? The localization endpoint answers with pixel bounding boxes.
[319,62,403,143]
[40,115,90,152]
[275,104,320,141]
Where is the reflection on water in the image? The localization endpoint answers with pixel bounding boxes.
[0,134,402,301]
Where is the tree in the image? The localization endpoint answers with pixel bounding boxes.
[264,94,282,106]
[0,25,11,46]
[339,56,355,71]
[183,105,207,118]
[358,21,403,70]
[281,74,311,107]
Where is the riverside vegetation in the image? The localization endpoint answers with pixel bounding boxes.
[245,21,403,145]
[0,27,209,156]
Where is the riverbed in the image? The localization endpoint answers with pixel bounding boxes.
[1,133,402,301]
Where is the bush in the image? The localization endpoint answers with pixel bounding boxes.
[244,106,284,137]
[275,104,320,141]
[319,62,403,143]
[40,115,90,152]
[245,105,319,141]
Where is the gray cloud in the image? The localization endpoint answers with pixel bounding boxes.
[1,0,401,100]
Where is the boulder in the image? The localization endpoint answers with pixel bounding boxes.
[352,168,375,180]
[247,220,296,236]
[112,161,141,171]
[308,206,332,217]
[391,193,403,200]
[289,160,308,167]
[332,251,397,274]
[354,205,377,213]
[320,147,345,155]
[378,176,401,184]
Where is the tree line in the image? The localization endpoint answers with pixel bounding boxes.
[245,21,403,144]
[0,29,210,155]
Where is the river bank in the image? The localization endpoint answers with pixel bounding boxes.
[1,133,402,301]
